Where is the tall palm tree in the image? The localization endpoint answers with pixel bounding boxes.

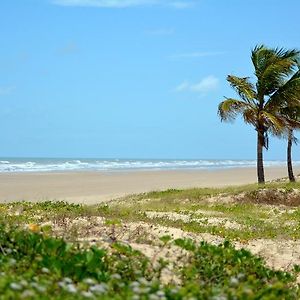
[280,62,300,182]
[287,129,296,182]
[218,45,300,184]
[280,105,300,182]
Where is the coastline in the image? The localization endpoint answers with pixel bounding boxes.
[0,166,299,204]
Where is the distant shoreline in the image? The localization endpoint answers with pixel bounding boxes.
[0,158,298,173]
[0,166,299,204]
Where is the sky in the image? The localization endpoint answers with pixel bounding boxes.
[0,0,299,159]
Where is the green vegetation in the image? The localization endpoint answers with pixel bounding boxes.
[125,180,300,202]
[218,45,300,184]
[2,182,300,242]
[2,182,300,298]
[0,223,299,299]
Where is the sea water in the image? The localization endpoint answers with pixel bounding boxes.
[0,158,297,173]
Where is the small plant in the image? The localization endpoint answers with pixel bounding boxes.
[0,224,299,299]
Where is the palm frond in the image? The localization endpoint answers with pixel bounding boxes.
[252,45,300,95]
[259,111,287,136]
[261,59,298,95]
[226,75,256,102]
[252,45,299,76]
[286,118,300,130]
[267,70,300,110]
[219,45,300,157]
[292,133,298,145]
[243,108,258,126]
[218,98,252,122]
[281,107,300,132]
[280,105,300,122]
[251,45,272,77]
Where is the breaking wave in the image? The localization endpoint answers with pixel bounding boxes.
[0,158,297,173]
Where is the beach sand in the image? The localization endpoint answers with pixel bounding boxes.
[0,166,298,204]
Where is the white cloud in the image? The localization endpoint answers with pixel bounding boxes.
[175,76,219,94]
[51,0,194,8]
[0,86,16,96]
[170,51,224,59]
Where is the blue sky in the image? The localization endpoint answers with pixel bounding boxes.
[0,0,299,159]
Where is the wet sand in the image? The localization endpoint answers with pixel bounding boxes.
[0,166,298,204]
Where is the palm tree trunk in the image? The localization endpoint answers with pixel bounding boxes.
[257,129,265,184]
[287,129,295,182]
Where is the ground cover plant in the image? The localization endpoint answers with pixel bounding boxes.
[2,181,300,299]
[0,223,299,299]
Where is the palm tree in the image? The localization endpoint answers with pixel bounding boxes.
[218,45,300,184]
[280,105,300,182]
[287,129,296,182]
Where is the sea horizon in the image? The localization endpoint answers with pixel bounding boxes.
[0,157,298,173]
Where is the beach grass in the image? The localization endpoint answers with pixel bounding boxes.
[2,181,300,298]
[2,181,300,240]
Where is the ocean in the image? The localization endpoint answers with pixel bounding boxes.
[0,158,297,173]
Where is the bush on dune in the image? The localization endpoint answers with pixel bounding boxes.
[0,223,299,299]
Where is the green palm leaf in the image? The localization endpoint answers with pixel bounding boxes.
[218,98,253,122]
[242,108,258,126]
[252,45,300,96]
[266,70,300,110]
[226,75,256,102]
[218,44,300,184]
[259,111,286,136]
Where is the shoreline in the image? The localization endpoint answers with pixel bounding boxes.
[0,163,298,173]
[0,166,299,204]
[1,158,298,174]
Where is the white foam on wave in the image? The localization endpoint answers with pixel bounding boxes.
[0,159,298,173]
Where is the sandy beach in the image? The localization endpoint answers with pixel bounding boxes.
[0,166,298,204]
